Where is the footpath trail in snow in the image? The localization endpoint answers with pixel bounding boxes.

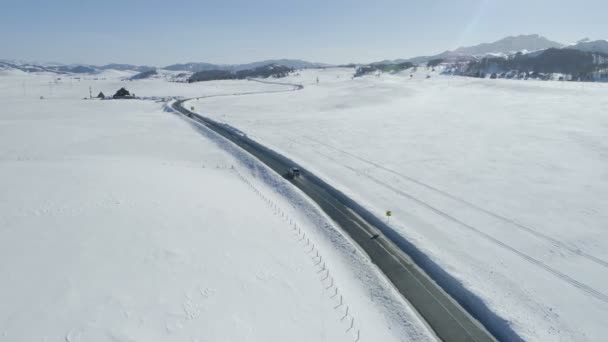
[188,68,608,341]
[0,72,435,342]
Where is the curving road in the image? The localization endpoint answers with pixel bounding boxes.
[171,82,499,342]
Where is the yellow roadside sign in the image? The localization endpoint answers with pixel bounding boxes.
[386,210,392,217]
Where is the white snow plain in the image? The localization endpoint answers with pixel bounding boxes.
[0,71,435,341]
[187,68,608,341]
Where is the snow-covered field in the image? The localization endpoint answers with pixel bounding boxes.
[0,71,435,341]
[187,68,608,341]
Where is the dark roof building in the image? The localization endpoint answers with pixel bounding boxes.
[113,87,133,99]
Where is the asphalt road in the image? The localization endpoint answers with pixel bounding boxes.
[172,98,499,342]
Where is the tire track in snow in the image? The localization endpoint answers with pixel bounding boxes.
[232,168,362,342]
[300,142,608,304]
[300,135,608,270]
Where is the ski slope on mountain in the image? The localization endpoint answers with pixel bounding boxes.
[188,68,608,341]
[0,72,435,341]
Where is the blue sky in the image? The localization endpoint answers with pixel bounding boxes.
[1,0,605,65]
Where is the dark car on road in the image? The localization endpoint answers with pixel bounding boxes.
[287,167,301,179]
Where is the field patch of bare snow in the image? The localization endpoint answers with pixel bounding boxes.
[0,73,435,341]
[188,68,608,341]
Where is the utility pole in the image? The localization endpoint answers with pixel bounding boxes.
[89,86,92,99]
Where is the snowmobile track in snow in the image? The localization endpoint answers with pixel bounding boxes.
[299,136,608,304]
[301,135,608,270]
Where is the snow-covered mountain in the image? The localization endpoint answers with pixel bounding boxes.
[567,39,608,54]
[452,34,563,55]
[397,34,564,64]
[374,34,564,66]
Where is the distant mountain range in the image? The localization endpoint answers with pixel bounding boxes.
[98,64,155,72]
[187,64,294,83]
[0,59,328,75]
[164,59,328,72]
[375,34,595,65]
[0,61,155,74]
[359,34,608,83]
[450,48,608,82]
[1,34,608,78]
[566,39,608,54]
